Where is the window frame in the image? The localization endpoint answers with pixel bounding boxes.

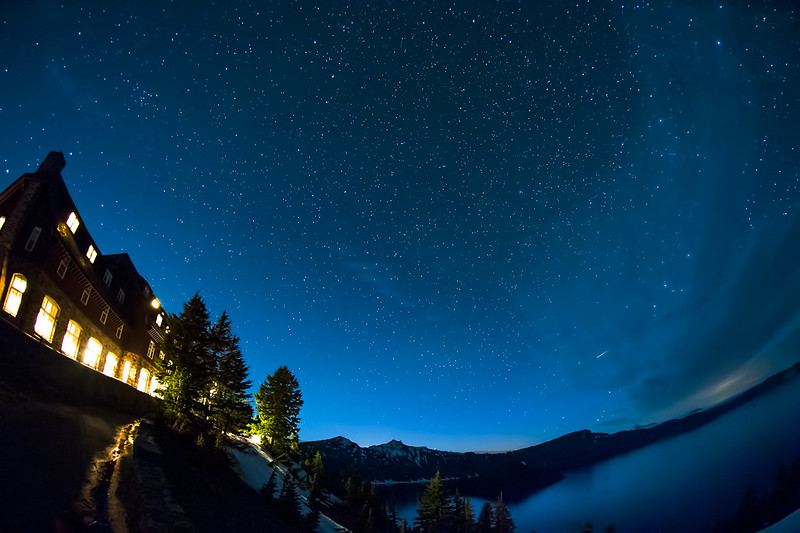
[82,337,102,369]
[103,352,118,378]
[57,257,69,278]
[61,319,82,359]
[33,295,59,343]
[24,227,42,252]
[66,212,80,233]
[3,273,27,317]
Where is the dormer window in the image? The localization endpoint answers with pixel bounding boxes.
[155,313,163,327]
[86,244,97,263]
[25,227,41,252]
[66,212,80,233]
[103,269,113,287]
[117,289,125,304]
[57,257,69,278]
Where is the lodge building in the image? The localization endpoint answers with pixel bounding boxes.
[0,152,168,395]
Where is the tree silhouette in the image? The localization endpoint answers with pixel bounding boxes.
[253,365,303,455]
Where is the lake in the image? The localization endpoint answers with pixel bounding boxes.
[385,371,800,531]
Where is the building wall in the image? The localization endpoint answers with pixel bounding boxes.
[0,154,166,398]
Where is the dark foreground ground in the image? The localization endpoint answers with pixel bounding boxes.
[0,389,134,532]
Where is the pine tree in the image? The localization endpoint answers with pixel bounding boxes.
[309,451,326,500]
[253,365,303,455]
[493,494,515,533]
[277,475,302,521]
[453,492,475,533]
[155,293,214,429]
[208,311,252,436]
[475,502,493,533]
[415,471,453,533]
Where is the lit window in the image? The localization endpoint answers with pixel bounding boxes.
[61,320,82,359]
[147,341,155,358]
[103,352,118,377]
[81,287,91,305]
[0,216,5,231]
[100,307,109,324]
[150,376,161,398]
[83,337,102,369]
[115,323,123,339]
[66,212,80,233]
[57,257,69,278]
[25,227,41,252]
[137,368,150,393]
[159,350,165,360]
[103,270,113,286]
[121,360,132,383]
[86,244,97,263]
[117,289,125,304]
[155,313,163,327]
[34,296,59,343]
[3,273,27,317]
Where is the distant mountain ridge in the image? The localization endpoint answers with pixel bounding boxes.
[301,360,800,501]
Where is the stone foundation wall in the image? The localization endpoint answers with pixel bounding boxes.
[0,315,155,417]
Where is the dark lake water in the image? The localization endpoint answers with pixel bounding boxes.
[384,372,800,532]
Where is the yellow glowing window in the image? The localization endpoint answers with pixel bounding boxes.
[83,337,102,369]
[86,244,97,263]
[34,296,59,342]
[137,368,150,393]
[121,360,132,383]
[155,313,163,327]
[66,212,80,233]
[0,216,6,231]
[61,320,82,359]
[3,273,27,317]
[147,341,155,358]
[150,376,161,398]
[103,352,118,378]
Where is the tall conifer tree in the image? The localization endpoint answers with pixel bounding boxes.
[493,494,515,533]
[415,471,453,533]
[253,365,303,454]
[475,502,493,533]
[209,311,252,435]
[156,293,213,429]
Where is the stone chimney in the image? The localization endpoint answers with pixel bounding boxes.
[36,152,66,176]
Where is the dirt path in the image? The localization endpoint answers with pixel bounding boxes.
[0,398,135,532]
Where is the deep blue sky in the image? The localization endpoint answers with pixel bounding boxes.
[1,1,798,451]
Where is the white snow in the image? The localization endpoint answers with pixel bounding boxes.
[227,435,347,533]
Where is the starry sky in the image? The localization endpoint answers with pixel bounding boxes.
[1,1,799,452]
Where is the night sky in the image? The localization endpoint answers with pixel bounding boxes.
[1,1,799,452]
